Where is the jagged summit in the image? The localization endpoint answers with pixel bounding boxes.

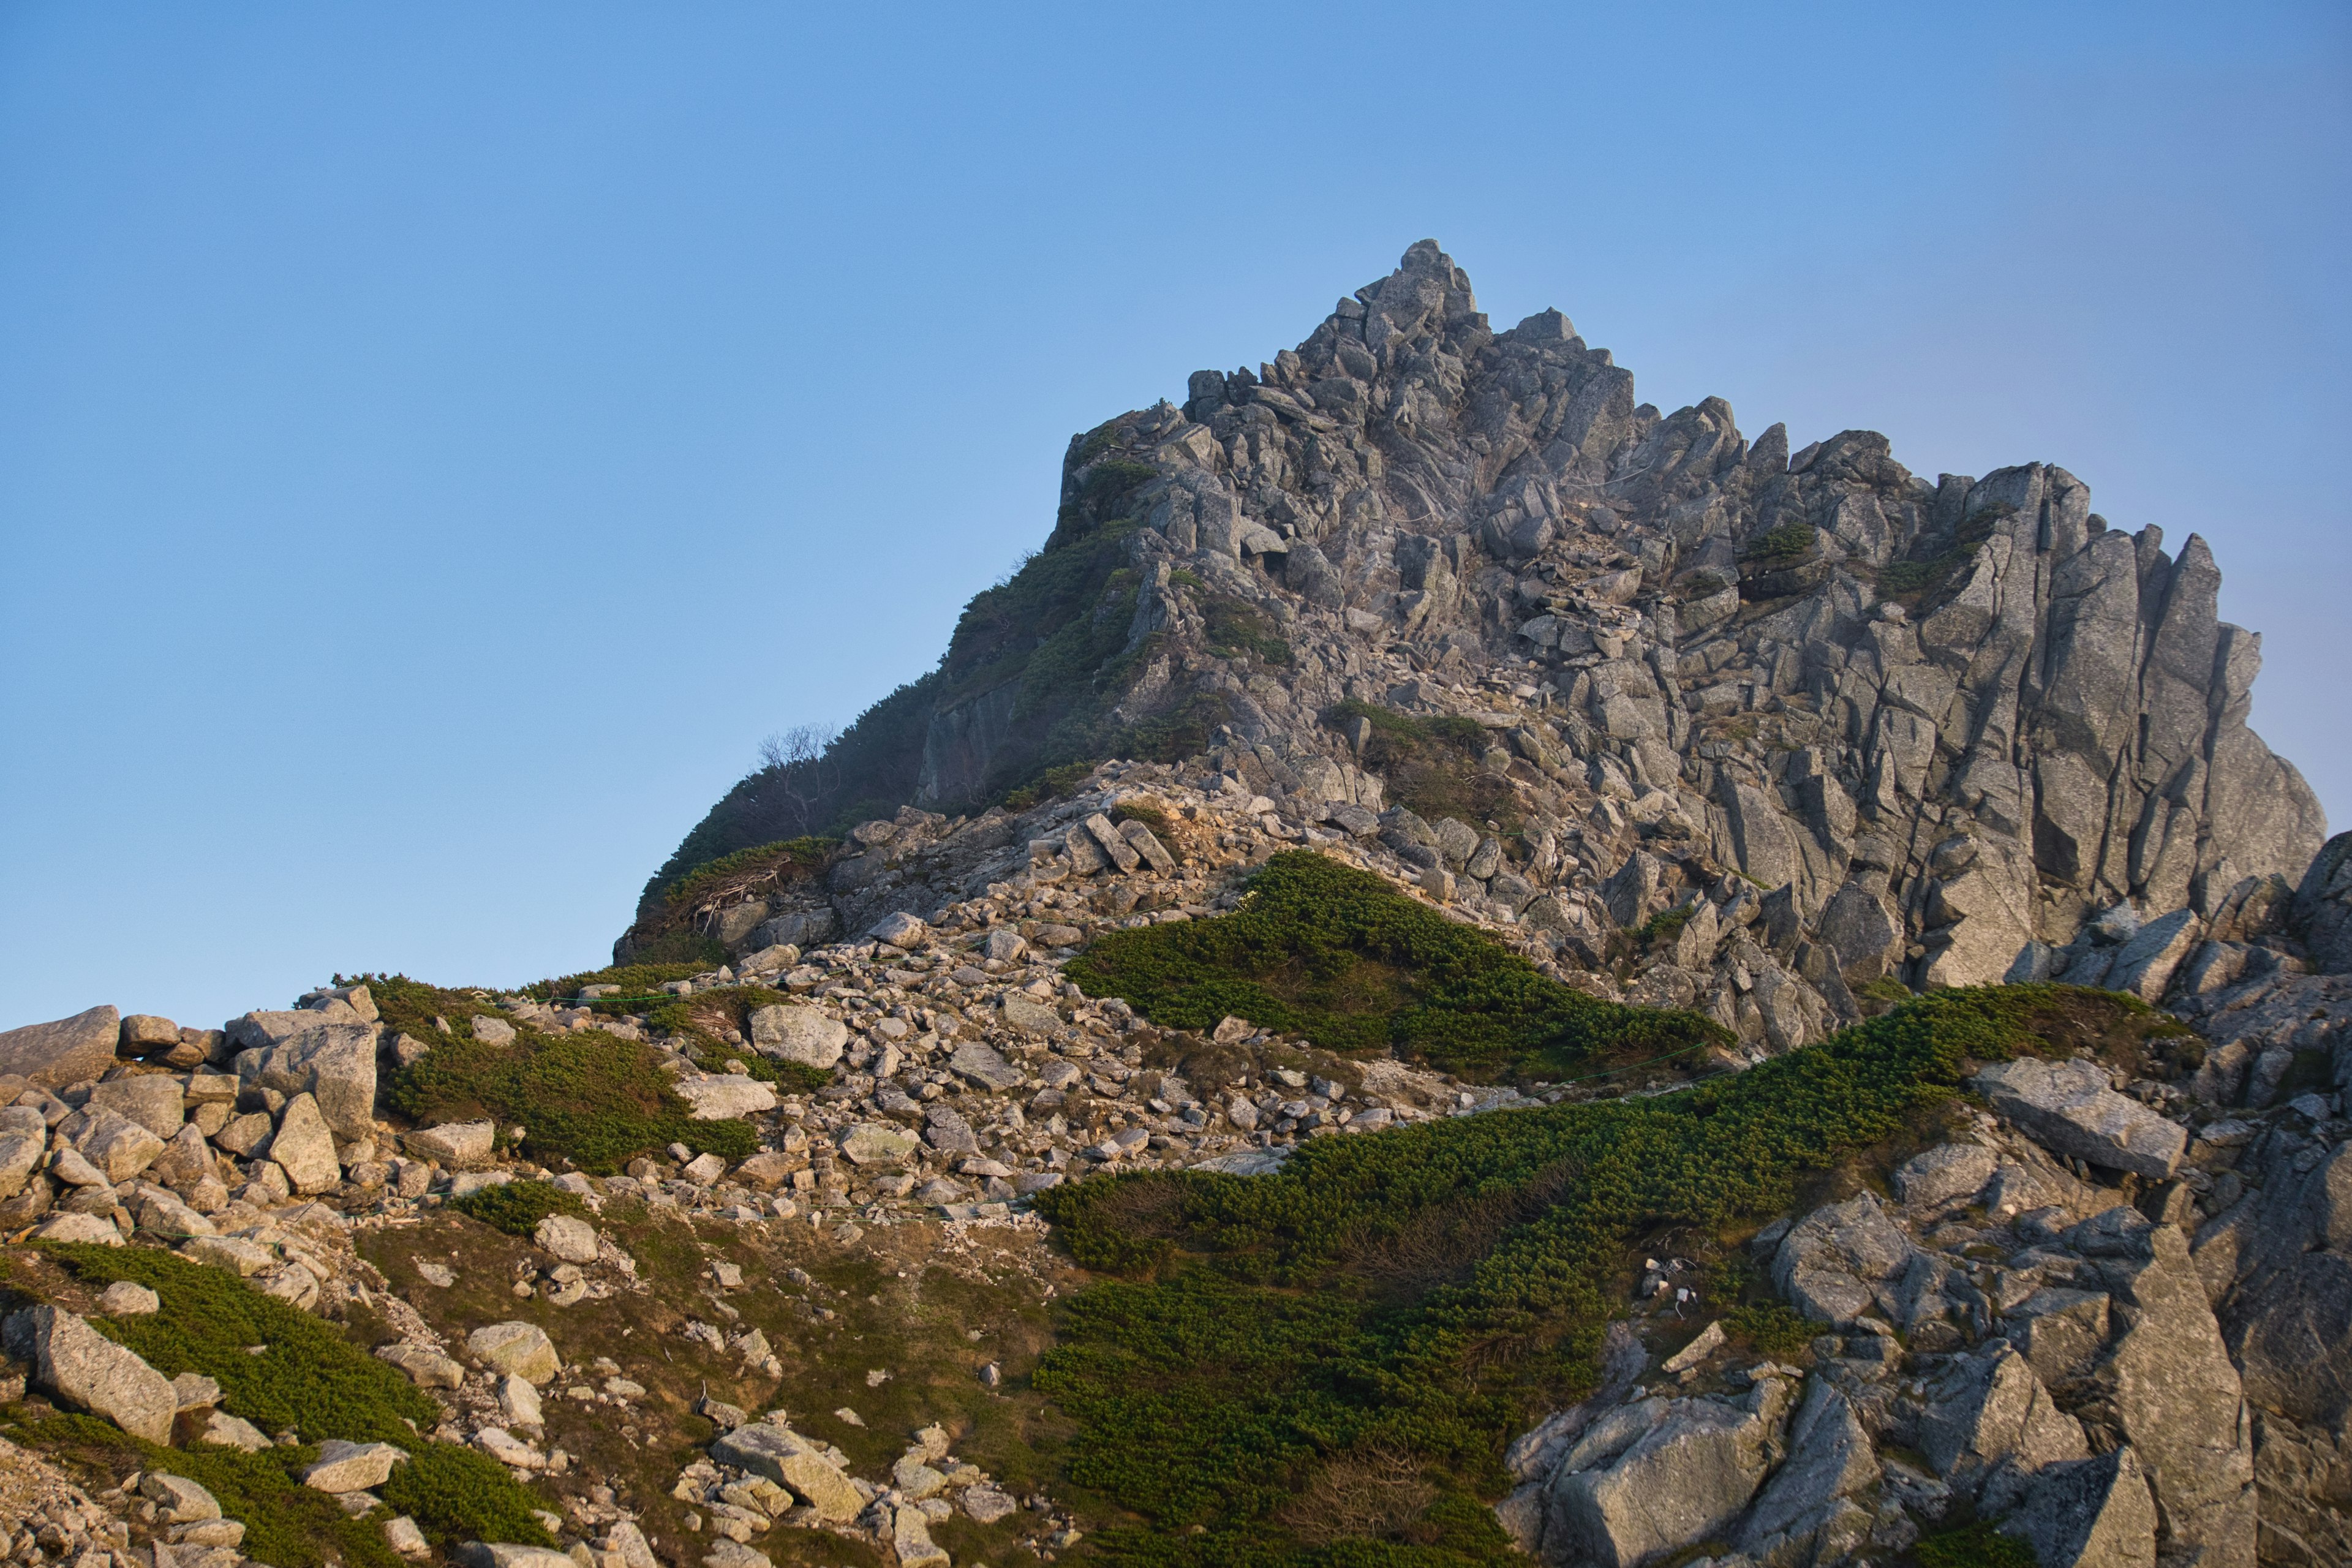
[633,241,2326,996]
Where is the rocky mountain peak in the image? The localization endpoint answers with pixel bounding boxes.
[639,241,2326,1006]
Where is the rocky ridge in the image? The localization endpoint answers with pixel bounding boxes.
[643,239,2325,1017]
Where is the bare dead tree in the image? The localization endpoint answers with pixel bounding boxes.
[753,722,839,836]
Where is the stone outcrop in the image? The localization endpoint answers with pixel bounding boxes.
[631,240,2324,1065]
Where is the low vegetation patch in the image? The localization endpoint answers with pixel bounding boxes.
[1031,986,2118,1565]
[1738,523,1816,564]
[1323,700,1520,834]
[1067,851,1728,1082]
[1202,596,1292,666]
[26,1244,549,1553]
[448,1178,588,1237]
[371,976,758,1172]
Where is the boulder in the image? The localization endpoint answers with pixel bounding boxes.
[1771,1194,1917,1324]
[747,1005,846,1069]
[0,1006,121,1090]
[140,1471,222,1523]
[999,997,1060,1035]
[838,1124,919,1167]
[226,1005,358,1050]
[709,1423,865,1521]
[402,1121,496,1167]
[467,1321,560,1385]
[1971,1057,2186,1177]
[1815,880,1902,986]
[86,1074,186,1138]
[1917,1343,2087,1501]
[2106,908,2201,1002]
[262,1093,343,1194]
[1891,1143,1997,1210]
[97,1281,160,1316]
[892,1505,949,1568]
[671,1073,777,1120]
[534,1214,600,1265]
[235,1022,378,1140]
[2,1304,176,1442]
[377,1344,466,1389]
[199,1409,271,1451]
[0,1115,49,1199]
[1544,1378,1793,1567]
[179,1234,273,1275]
[304,1439,408,1493]
[2067,1208,2257,1566]
[868,911,930,948]
[63,1106,166,1183]
[948,1041,1025,1090]
[1736,1379,1879,1565]
[119,1014,181,1053]
[2000,1446,2158,1568]
[29,1212,124,1245]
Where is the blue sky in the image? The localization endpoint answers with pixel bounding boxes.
[3,2,2347,1030]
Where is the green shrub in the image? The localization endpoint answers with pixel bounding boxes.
[522,962,710,1005]
[1635,906,1693,944]
[1322,701,1521,834]
[658,836,832,910]
[448,1179,587,1237]
[1068,850,1728,1082]
[33,1245,550,1551]
[372,976,758,1172]
[1202,597,1292,666]
[1721,1300,1816,1359]
[1029,986,2090,1563]
[1914,1521,2038,1568]
[1738,524,1815,563]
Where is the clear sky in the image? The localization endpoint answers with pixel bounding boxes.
[4,3,2347,1031]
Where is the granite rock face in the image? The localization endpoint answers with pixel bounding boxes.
[628,241,2324,1042]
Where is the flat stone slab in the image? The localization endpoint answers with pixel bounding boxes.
[304,1439,407,1493]
[1972,1057,2187,1178]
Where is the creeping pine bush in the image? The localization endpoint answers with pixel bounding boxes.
[1032,987,2097,1566]
[34,1245,550,1555]
[448,1178,586,1237]
[1322,700,1521,834]
[1068,851,1729,1082]
[369,976,756,1172]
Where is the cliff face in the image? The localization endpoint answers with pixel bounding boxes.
[639,241,2324,990]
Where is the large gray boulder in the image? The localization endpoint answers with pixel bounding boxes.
[2067,1206,2256,1567]
[1999,1446,2158,1568]
[1771,1194,1916,1325]
[62,1105,166,1183]
[709,1423,864,1521]
[2105,907,2201,1002]
[86,1074,186,1138]
[235,1022,377,1140]
[1735,1379,1879,1565]
[669,1072,776,1120]
[262,1092,342,1194]
[0,1005,121,1090]
[1917,1342,2087,1503]
[1970,1057,2186,1178]
[467,1322,559,1384]
[2291,831,2352,974]
[747,1005,846,1069]
[1544,1378,1793,1567]
[2,1304,177,1442]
